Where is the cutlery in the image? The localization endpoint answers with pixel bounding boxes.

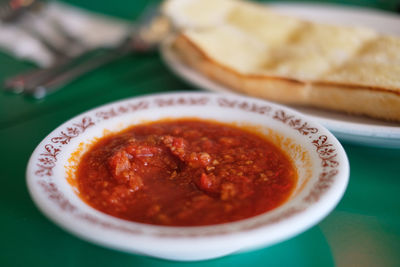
[1,0,86,92]
[17,4,171,99]
[0,0,79,60]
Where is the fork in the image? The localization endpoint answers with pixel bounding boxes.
[0,0,57,55]
[0,0,84,59]
[1,0,87,92]
[16,4,172,99]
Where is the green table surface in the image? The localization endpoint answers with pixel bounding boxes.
[1,0,400,266]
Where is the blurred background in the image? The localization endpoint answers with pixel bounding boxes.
[0,0,399,267]
[62,0,400,18]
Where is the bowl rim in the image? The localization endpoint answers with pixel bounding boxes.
[26,91,349,259]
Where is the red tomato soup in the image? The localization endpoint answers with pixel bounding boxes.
[76,119,297,226]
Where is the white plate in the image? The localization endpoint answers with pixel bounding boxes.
[160,3,400,148]
[27,92,349,261]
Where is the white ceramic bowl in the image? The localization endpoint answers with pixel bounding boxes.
[26,92,349,261]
